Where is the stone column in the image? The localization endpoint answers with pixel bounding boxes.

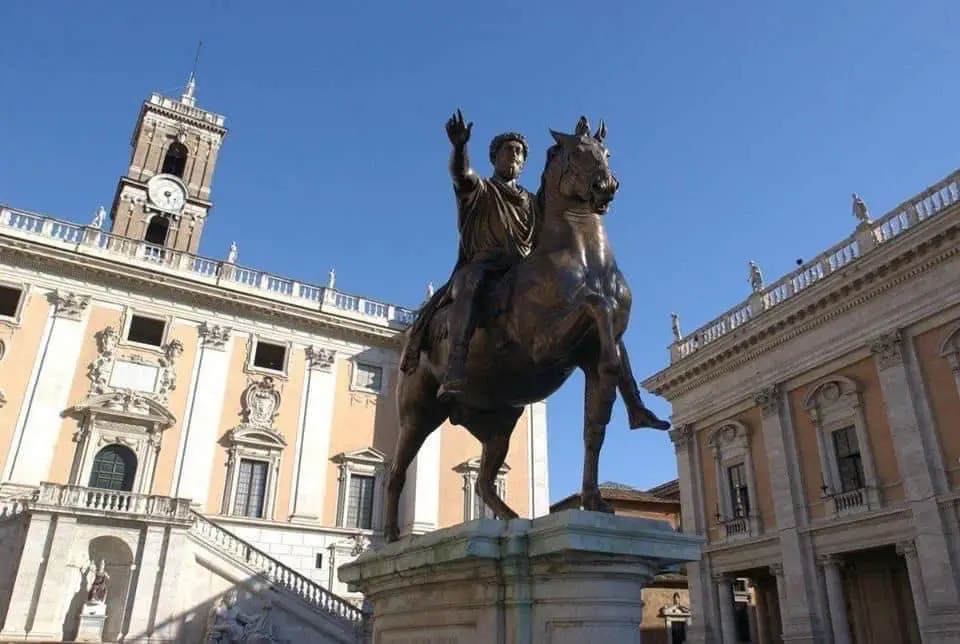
[715,574,738,644]
[526,401,550,518]
[897,540,928,629]
[754,387,825,638]
[670,425,712,644]
[28,515,79,639]
[289,347,338,522]
[126,525,168,636]
[817,555,852,644]
[4,291,91,485]
[751,580,771,644]
[871,332,960,616]
[0,513,54,638]
[340,511,705,644]
[172,322,234,509]
[769,563,788,640]
[399,428,441,536]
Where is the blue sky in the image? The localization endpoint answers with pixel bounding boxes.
[1,2,958,501]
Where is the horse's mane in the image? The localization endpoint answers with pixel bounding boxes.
[535,143,563,214]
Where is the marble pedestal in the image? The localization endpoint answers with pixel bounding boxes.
[75,600,107,643]
[339,509,704,644]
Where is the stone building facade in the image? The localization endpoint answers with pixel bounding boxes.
[0,79,550,641]
[642,174,960,643]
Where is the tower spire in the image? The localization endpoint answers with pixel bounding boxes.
[180,41,202,107]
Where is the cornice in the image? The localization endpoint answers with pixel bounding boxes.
[0,237,406,349]
[643,215,960,400]
[140,100,227,136]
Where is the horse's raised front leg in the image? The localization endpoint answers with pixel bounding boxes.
[581,293,621,378]
[617,341,671,431]
[581,366,617,513]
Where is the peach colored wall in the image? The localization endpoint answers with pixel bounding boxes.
[322,360,400,525]
[742,406,776,532]
[914,322,960,488]
[151,320,197,495]
[788,357,904,515]
[0,288,52,470]
[205,337,308,517]
[697,427,720,544]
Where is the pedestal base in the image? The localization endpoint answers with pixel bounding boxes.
[339,509,704,644]
[75,600,107,643]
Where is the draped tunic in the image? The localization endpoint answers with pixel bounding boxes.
[454,175,538,270]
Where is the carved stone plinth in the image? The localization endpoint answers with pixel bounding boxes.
[75,600,107,643]
[339,509,704,644]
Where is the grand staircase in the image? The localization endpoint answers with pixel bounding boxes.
[0,484,369,643]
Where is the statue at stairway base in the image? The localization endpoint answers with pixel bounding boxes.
[204,590,284,644]
[387,112,670,543]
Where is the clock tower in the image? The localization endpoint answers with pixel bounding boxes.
[109,75,228,255]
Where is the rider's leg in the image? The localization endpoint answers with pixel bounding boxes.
[438,264,484,399]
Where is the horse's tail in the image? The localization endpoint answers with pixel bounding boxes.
[399,285,450,374]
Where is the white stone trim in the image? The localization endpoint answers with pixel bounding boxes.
[706,420,760,540]
[332,447,387,532]
[802,375,881,515]
[937,322,960,397]
[220,426,286,520]
[0,278,29,327]
[454,457,510,521]
[349,359,387,395]
[245,334,292,378]
[118,306,171,352]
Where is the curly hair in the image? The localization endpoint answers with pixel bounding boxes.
[489,132,529,165]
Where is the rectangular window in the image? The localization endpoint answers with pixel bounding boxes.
[315,553,323,569]
[832,426,864,493]
[355,363,383,392]
[126,314,166,346]
[727,463,750,518]
[233,459,268,518]
[346,474,375,529]
[253,340,287,371]
[0,285,22,318]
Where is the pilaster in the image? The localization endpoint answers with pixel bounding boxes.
[526,401,550,518]
[754,386,826,641]
[0,513,54,638]
[289,346,338,522]
[399,428,441,536]
[172,322,234,509]
[126,525,168,637]
[26,515,79,640]
[871,331,960,615]
[5,291,91,485]
[816,555,851,644]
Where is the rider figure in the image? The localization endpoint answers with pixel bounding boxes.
[436,109,539,404]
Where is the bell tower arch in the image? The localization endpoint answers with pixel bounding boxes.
[108,75,228,254]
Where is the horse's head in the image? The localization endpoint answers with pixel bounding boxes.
[542,116,619,214]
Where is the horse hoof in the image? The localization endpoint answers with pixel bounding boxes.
[627,406,671,431]
[582,494,614,514]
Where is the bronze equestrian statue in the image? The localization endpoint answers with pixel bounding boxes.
[386,112,670,542]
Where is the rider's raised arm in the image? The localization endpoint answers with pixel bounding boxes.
[450,141,480,196]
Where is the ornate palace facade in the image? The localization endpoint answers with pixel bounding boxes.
[643,174,960,643]
[0,80,549,642]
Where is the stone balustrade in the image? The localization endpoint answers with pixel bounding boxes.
[0,206,417,330]
[189,512,366,627]
[672,170,960,362]
[30,482,194,522]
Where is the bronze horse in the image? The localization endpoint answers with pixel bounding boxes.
[384,116,670,542]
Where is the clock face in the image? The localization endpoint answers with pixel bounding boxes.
[147,175,186,212]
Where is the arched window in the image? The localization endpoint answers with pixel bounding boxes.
[161,141,189,178]
[144,215,170,246]
[88,445,137,492]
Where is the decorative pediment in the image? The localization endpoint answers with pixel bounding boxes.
[454,456,511,475]
[706,420,750,450]
[331,446,387,466]
[226,424,288,451]
[802,375,861,422]
[72,389,176,429]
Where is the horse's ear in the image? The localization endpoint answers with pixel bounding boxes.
[593,120,607,142]
[575,116,590,136]
[550,129,573,145]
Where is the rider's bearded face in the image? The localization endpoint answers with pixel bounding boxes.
[494,141,526,181]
